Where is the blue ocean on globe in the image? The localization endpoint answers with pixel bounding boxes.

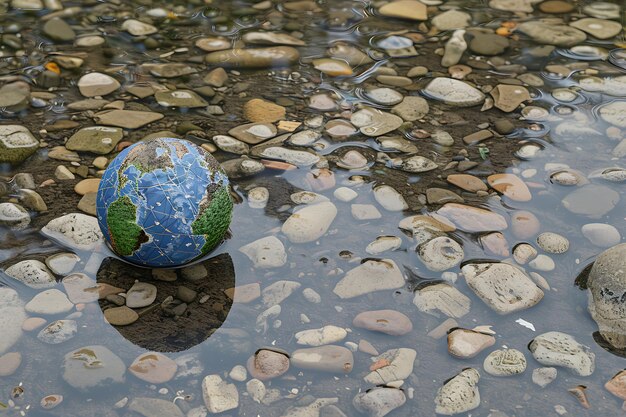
[96,138,233,268]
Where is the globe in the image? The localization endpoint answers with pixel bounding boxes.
[96,138,233,268]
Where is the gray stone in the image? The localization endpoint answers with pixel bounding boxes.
[0,202,30,230]
[155,90,208,108]
[62,345,125,390]
[532,367,557,388]
[562,185,619,217]
[202,374,239,413]
[65,126,123,155]
[517,21,586,47]
[333,259,404,299]
[0,288,26,355]
[129,397,184,417]
[125,282,157,308]
[423,78,485,107]
[434,368,481,415]
[77,73,120,97]
[42,18,75,41]
[528,332,595,376]
[353,387,406,417]
[413,282,471,318]
[0,125,39,165]
[282,202,337,243]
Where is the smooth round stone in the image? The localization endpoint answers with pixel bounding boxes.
[513,243,538,265]
[205,47,300,68]
[581,223,621,248]
[529,332,595,376]
[334,187,358,202]
[436,203,508,233]
[63,345,126,390]
[434,368,481,415]
[337,150,368,169]
[0,352,21,376]
[22,317,47,332]
[532,367,558,388]
[75,36,105,47]
[37,319,77,344]
[74,178,100,196]
[353,310,412,335]
[468,33,509,56]
[247,349,290,380]
[418,236,464,272]
[129,352,178,384]
[239,236,286,269]
[373,185,408,212]
[484,349,527,376]
[516,21,586,47]
[247,187,270,209]
[422,77,485,107]
[195,37,231,52]
[599,101,626,128]
[45,253,80,275]
[539,0,574,13]
[366,235,402,255]
[447,174,487,192]
[400,155,438,173]
[282,202,337,243]
[537,232,569,254]
[42,18,75,41]
[104,306,139,326]
[212,135,249,155]
[155,90,208,108]
[366,87,403,106]
[25,289,73,315]
[313,58,353,76]
[448,328,495,358]
[0,202,30,230]
[570,18,623,40]
[511,210,540,239]
[583,2,620,19]
[379,0,427,21]
[121,19,157,36]
[125,282,157,308]
[487,173,532,201]
[295,325,347,346]
[529,254,555,271]
[61,273,98,304]
[309,93,338,111]
[606,370,626,401]
[391,96,429,121]
[77,72,120,97]
[353,387,406,417]
[243,98,285,123]
[291,345,354,373]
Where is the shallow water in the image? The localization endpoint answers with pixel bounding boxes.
[0,0,625,416]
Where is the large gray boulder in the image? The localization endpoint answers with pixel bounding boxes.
[587,243,626,350]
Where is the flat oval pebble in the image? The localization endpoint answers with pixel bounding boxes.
[247,349,290,380]
[291,345,354,373]
[483,348,527,376]
[536,232,569,254]
[353,310,413,336]
[125,282,157,308]
[104,306,139,326]
[129,352,178,384]
[37,319,78,344]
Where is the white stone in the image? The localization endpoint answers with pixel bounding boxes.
[295,325,347,346]
[366,236,402,255]
[434,368,481,415]
[228,365,247,382]
[239,236,286,268]
[4,260,56,289]
[334,259,404,299]
[125,282,157,308]
[373,185,408,211]
[247,187,269,209]
[202,374,239,414]
[532,367,557,388]
[581,223,621,248]
[413,282,471,318]
[529,332,595,376]
[282,202,337,243]
[25,289,73,315]
[45,252,80,275]
[121,19,158,36]
[418,236,464,272]
[77,72,120,97]
[260,147,320,166]
[0,203,30,230]
[333,187,358,202]
[422,77,485,107]
[0,288,26,355]
[262,280,301,307]
[41,213,103,251]
[364,348,417,385]
[529,254,555,271]
[351,204,382,220]
[246,379,266,403]
[37,319,78,344]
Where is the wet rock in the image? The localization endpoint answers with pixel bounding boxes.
[351,108,403,137]
[366,88,403,106]
[128,397,184,417]
[155,90,207,108]
[529,332,595,376]
[104,306,138,326]
[418,236,464,272]
[536,232,569,254]
[426,188,464,204]
[327,42,373,67]
[517,21,586,47]
[364,348,417,384]
[373,185,407,211]
[378,0,427,21]
[66,126,123,154]
[333,259,404,299]
[42,18,75,41]
[448,328,495,359]
[562,185,619,216]
[399,215,456,245]
[125,282,157,308]
[581,223,621,248]
[400,155,438,173]
[77,72,120,97]
[282,202,337,243]
[202,374,239,413]
[243,98,286,123]
[229,123,277,145]
[247,349,290,380]
[121,19,157,36]
[446,174,487,192]
[491,85,530,113]
[205,47,300,68]
[296,325,347,346]
[483,349,527,376]
[0,203,29,230]
[291,345,354,373]
[513,244,538,265]
[351,204,382,220]
[390,96,429,122]
[129,352,177,384]
[260,147,320,166]
[587,244,626,350]
[532,367,557,388]
[442,30,467,68]
[94,109,164,129]
[437,203,507,232]
[37,320,77,344]
[462,263,544,314]
[413,283,471,318]
[510,210,540,239]
[239,236,287,268]
[262,280,301,307]
[570,18,622,40]
[313,58,353,76]
[353,387,405,417]
[0,352,21,376]
[469,32,509,55]
[599,101,626,128]
[365,236,401,255]
[0,288,26,355]
[62,345,126,390]
[488,173,531,201]
[246,378,266,403]
[432,9,471,30]
[353,310,412,336]
[584,2,620,19]
[605,370,626,401]
[422,78,485,107]
[434,368,481,415]
[0,125,39,165]
[243,31,305,46]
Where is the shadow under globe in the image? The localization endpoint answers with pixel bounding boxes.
[96,252,235,352]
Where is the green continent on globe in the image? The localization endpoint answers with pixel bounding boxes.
[191,186,233,253]
[106,196,148,256]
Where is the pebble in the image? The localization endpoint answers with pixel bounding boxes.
[442,30,467,67]
[41,213,103,251]
[333,259,404,299]
[447,174,487,192]
[205,47,300,68]
[282,202,337,243]
[373,185,408,211]
[462,263,544,314]
[313,58,353,76]
[434,368,481,415]
[378,0,427,21]
[570,18,622,40]
[65,126,123,155]
[353,310,412,336]
[0,352,22,376]
[0,202,30,230]
[40,395,64,410]
[437,203,507,232]
[417,236,464,272]
[128,397,184,417]
[516,21,586,47]
[581,223,621,248]
[513,243,538,265]
[247,379,266,403]
[129,352,178,384]
[121,19,158,36]
[4,259,56,289]
[229,365,247,382]
[247,187,270,208]
[295,325,347,346]
[400,155,438,173]
[422,78,485,107]
[25,289,73,315]
[46,253,80,275]
[302,288,321,303]
[262,280,301,307]
[529,254,555,271]
[510,210,541,239]
[77,72,120,97]
[291,345,354,373]
[62,273,99,303]
[239,236,287,268]
[247,348,290,380]
[0,288,25,355]
[447,328,496,359]
[243,98,286,123]
[37,319,77,344]
[364,348,417,384]
[22,317,47,332]
[605,370,626,401]
[483,349,527,376]
[532,367,558,388]
[536,232,569,254]
[353,387,405,417]
[104,306,139,326]
[413,283,471,318]
[0,125,39,165]
[529,332,595,376]
[125,282,157,308]
[487,173,532,201]
[334,187,358,202]
[62,345,125,390]
[365,236,402,255]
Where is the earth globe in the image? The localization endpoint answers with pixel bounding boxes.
[96,137,233,268]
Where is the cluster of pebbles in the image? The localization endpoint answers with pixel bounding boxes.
[0,0,625,416]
